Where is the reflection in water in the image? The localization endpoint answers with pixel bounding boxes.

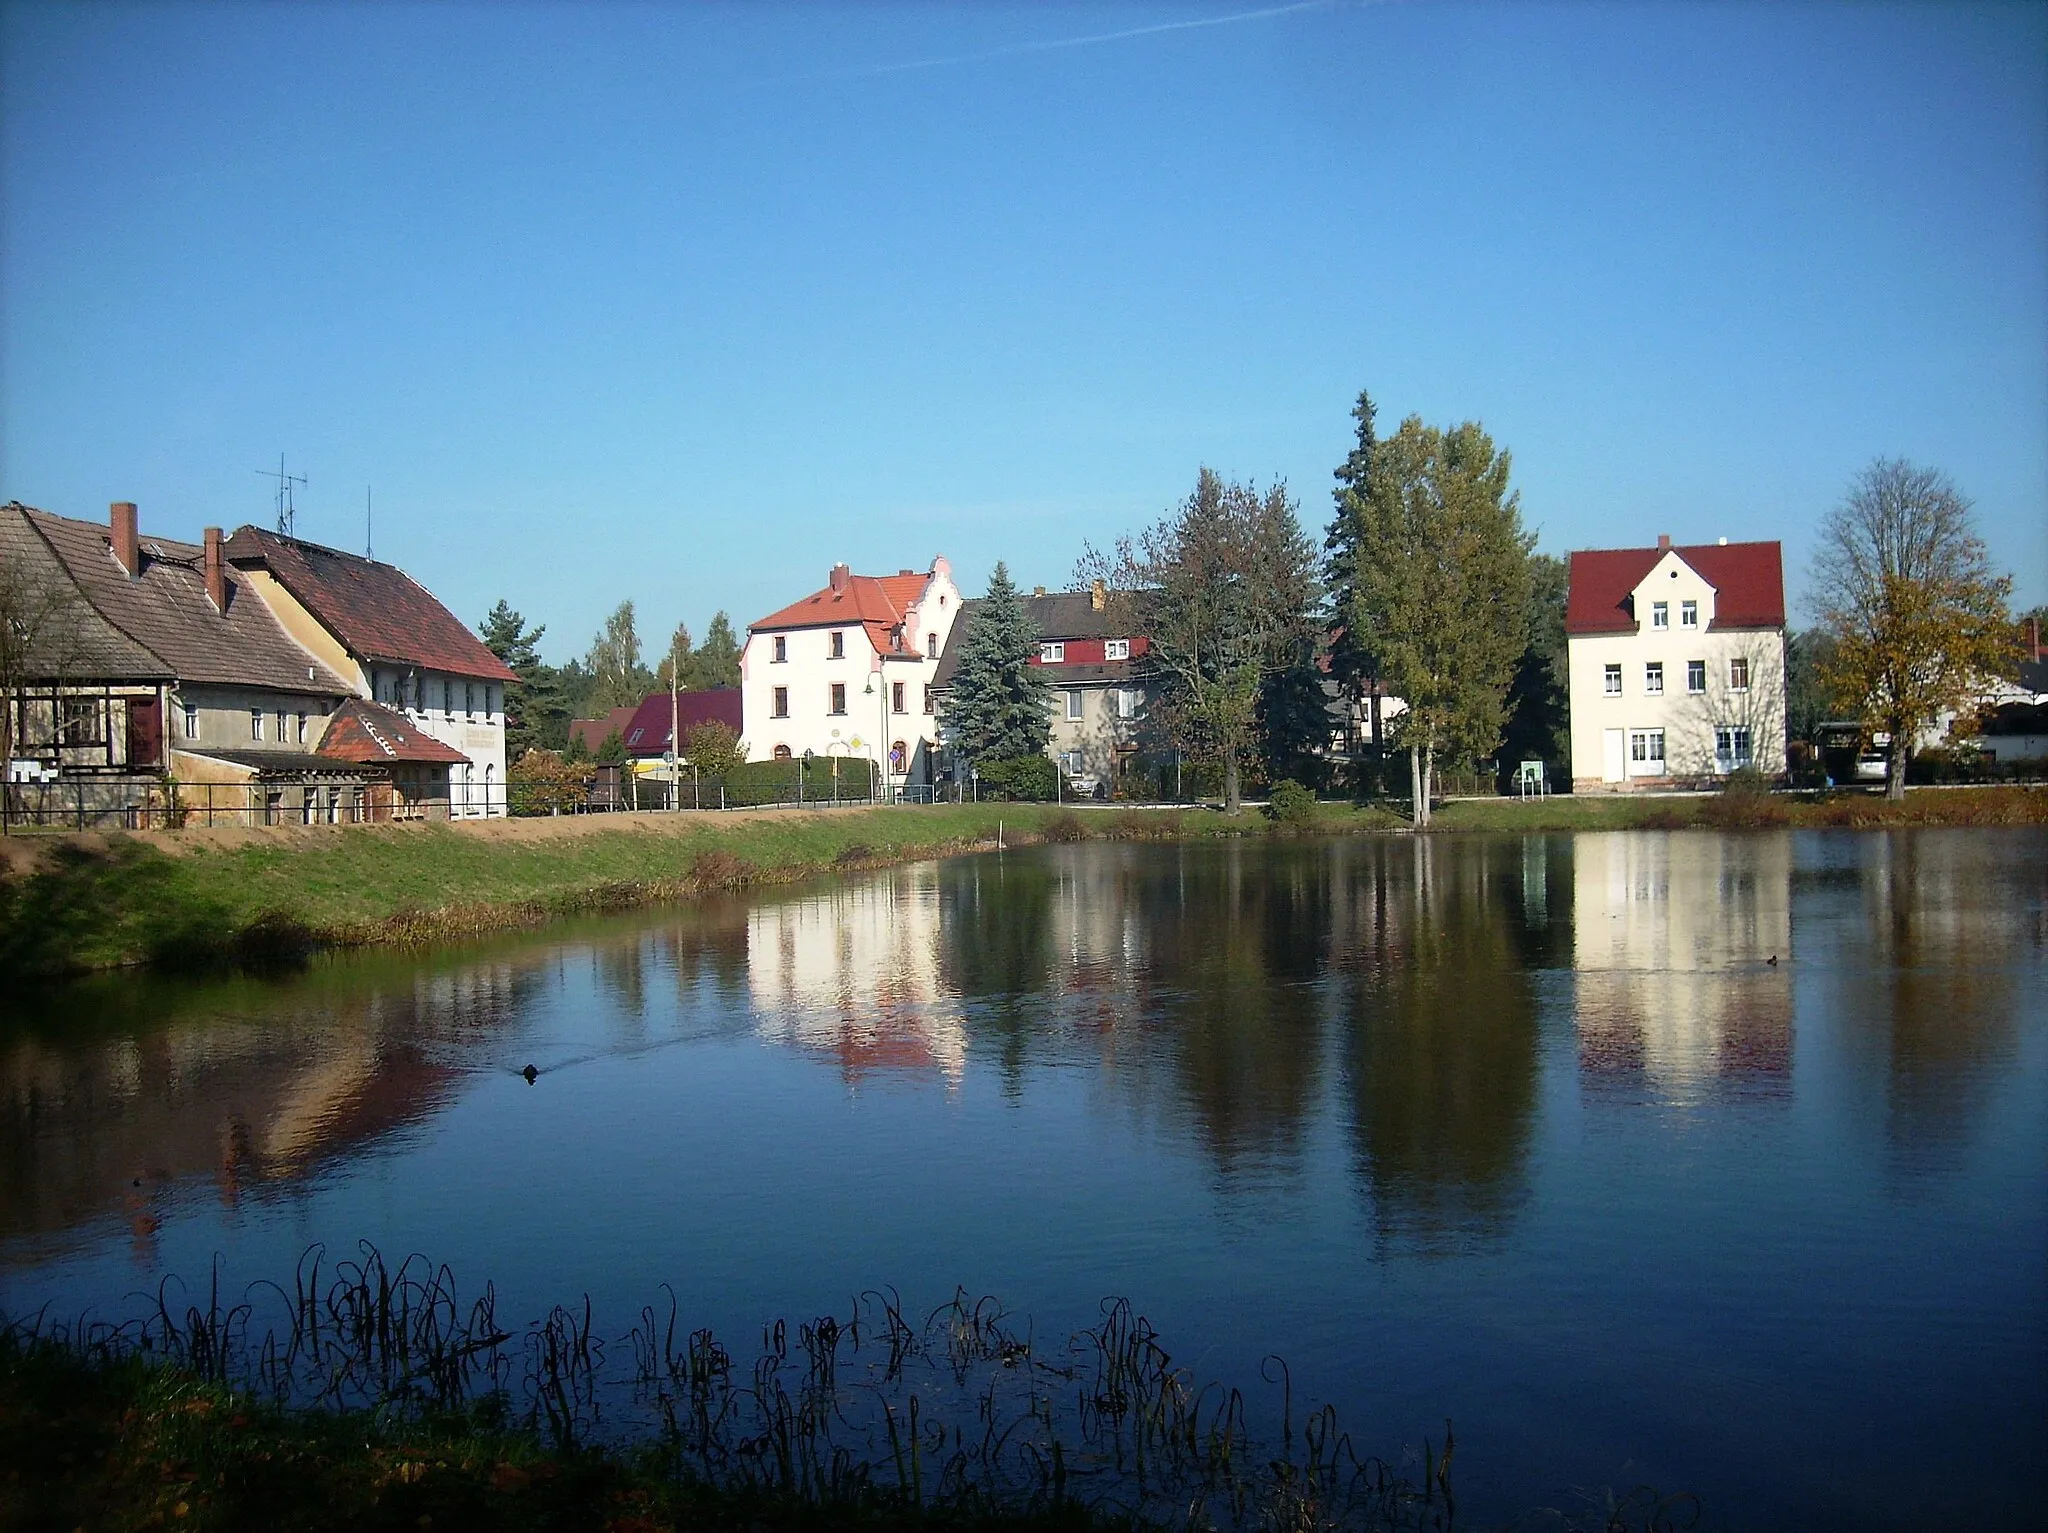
[751,867,968,1083]
[1572,832,1794,1104]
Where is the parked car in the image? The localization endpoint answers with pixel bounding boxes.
[1064,772,1101,799]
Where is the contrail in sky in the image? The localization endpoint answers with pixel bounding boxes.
[807,1,1341,82]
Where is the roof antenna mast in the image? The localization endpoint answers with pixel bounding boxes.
[365,484,372,559]
[255,453,307,536]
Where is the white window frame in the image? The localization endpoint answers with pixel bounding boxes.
[1681,600,1698,628]
[1629,729,1666,771]
[1105,639,1131,660]
[1066,690,1083,720]
[1715,725,1754,772]
[1645,662,1664,696]
[1730,656,1750,691]
[1604,664,1622,696]
[182,701,198,739]
[1651,601,1669,630]
[250,708,263,741]
[1687,660,1706,694]
[1041,642,1065,663]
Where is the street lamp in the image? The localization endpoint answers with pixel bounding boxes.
[864,672,889,804]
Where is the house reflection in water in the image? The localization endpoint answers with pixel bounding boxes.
[1572,831,1793,1103]
[0,961,532,1264]
[748,868,968,1085]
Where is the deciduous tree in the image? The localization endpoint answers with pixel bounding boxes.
[1809,459,2015,800]
[586,601,652,712]
[1338,416,1531,825]
[1082,469,1319,813]
[941,562,1049,771]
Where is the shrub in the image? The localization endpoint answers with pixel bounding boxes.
[1265,779,1318,827]
[976,755,1057,802]
[690,850,754,890]
[1042,811,1088,843]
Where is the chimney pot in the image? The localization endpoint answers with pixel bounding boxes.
[204,527,227,614]
[1657,534,1672,552]
[1090,578,1106,611]
[1033,585,1046,598]
[111,501,140,576]
[829,562,850,592]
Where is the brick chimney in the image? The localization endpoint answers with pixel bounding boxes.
[110,501,140,576]
[203,526,227,614]
[829,562,850,592]
[1090,579,1106,612]
[1657,533,1672,552]
[2029,616,2043,663]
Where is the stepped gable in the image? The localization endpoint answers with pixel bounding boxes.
[224,526,515,681]
[316,698,470,764]
[24,507,348,694]
[1567,541,1784,635]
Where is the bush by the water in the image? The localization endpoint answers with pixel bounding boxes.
[975,754,1057,801]
[1265,779,1318,826]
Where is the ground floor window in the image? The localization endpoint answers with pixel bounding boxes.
[1715,725,1753,772]
[772,743,792,760]
[61,696,104,747]
[1629,729,1666,771]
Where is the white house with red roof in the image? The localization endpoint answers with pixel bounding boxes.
[741,558,963,792]
[1566,535,1787,790]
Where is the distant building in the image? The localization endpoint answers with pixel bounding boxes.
[619,689,744,758]
[568,705,639,757]
[931,581,1164,793]
[1566,536,1787,790]
[741,558,963,792]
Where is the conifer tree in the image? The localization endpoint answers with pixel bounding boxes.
[943,562,1049,767]
[479,599,566,760]
[692,612,743,690]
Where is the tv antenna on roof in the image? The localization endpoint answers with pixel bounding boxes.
[256,453,306,536]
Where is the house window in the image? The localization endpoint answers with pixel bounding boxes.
[927,633,938,659]
[276,710,287,742]
[465,684,476,717]
[1105,639,1131,660]
[1115,688,1137,719]
[182,702,198,739]
[1687,660,1706,693]
[1041,642,1065,663]
[251,708,264,741]
[892,681,906,714]
[1060,749,1084,775]
[1604,664,1622,696]
[830,631,845,660]
[1066,690,1083,721]
[1715,726,1754,771]
[1730,656,1750,691]
[922,684,934,715]
[1645,662,1664,695]
[1629,729,1666,770]
[1681,600,1698,628]
[443,680,454,717]
[61,696,102,747]
[772,686,789,718]
[773,743,792,760]
[773,635,787,663]
[296,713,307,744]
[1652,601,1669,630]
[830,683,846,715]
[890,740,907,772]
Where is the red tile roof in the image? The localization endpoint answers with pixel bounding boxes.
[620,689,745,756]
[224,526,516,681]
[568,705,640,754]
[750,571,930,657]
[316,698,470,765]
[1566,542,1784,635]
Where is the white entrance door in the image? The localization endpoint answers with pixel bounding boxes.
[1602,729,1626,783]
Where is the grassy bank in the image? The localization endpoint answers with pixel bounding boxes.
[3,788,2041,980]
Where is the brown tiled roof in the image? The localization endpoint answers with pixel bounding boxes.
[0,504,169,680]
[569,705,639,754]
[315,698,470,765]
[224,526,516,681]
[620,690,745,756]
[25,507,351,696]
[750,570,931,656]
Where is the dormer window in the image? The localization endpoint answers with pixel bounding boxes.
[1681,600,1698,628]
[1041,642,1065,663]
[1105,639,1131,660]
[1651,601,1669,630]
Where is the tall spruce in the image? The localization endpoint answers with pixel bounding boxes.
[692,612,743,690]
[943,562,1049,767]
[1324,389,1382,712]
[478,599,565,761]
[1341,415,1531,825]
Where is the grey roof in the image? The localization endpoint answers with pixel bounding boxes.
[932,593,1148,690]
[26,507,354,698]
[1,504,169,680]
[174,746,386,778]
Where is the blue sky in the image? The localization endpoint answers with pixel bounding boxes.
[4,1,2044,664]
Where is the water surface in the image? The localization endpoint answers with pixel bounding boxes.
[4,829,2044,1529]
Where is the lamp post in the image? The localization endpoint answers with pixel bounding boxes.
[864,671,890,805]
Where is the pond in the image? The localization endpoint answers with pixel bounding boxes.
[3,829,2045,1529]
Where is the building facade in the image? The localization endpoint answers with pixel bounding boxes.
[225,527,517,816]
[1566,536,1787,790]
[741,559,963,792]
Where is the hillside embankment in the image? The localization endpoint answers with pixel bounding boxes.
[2,787,2042,980]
